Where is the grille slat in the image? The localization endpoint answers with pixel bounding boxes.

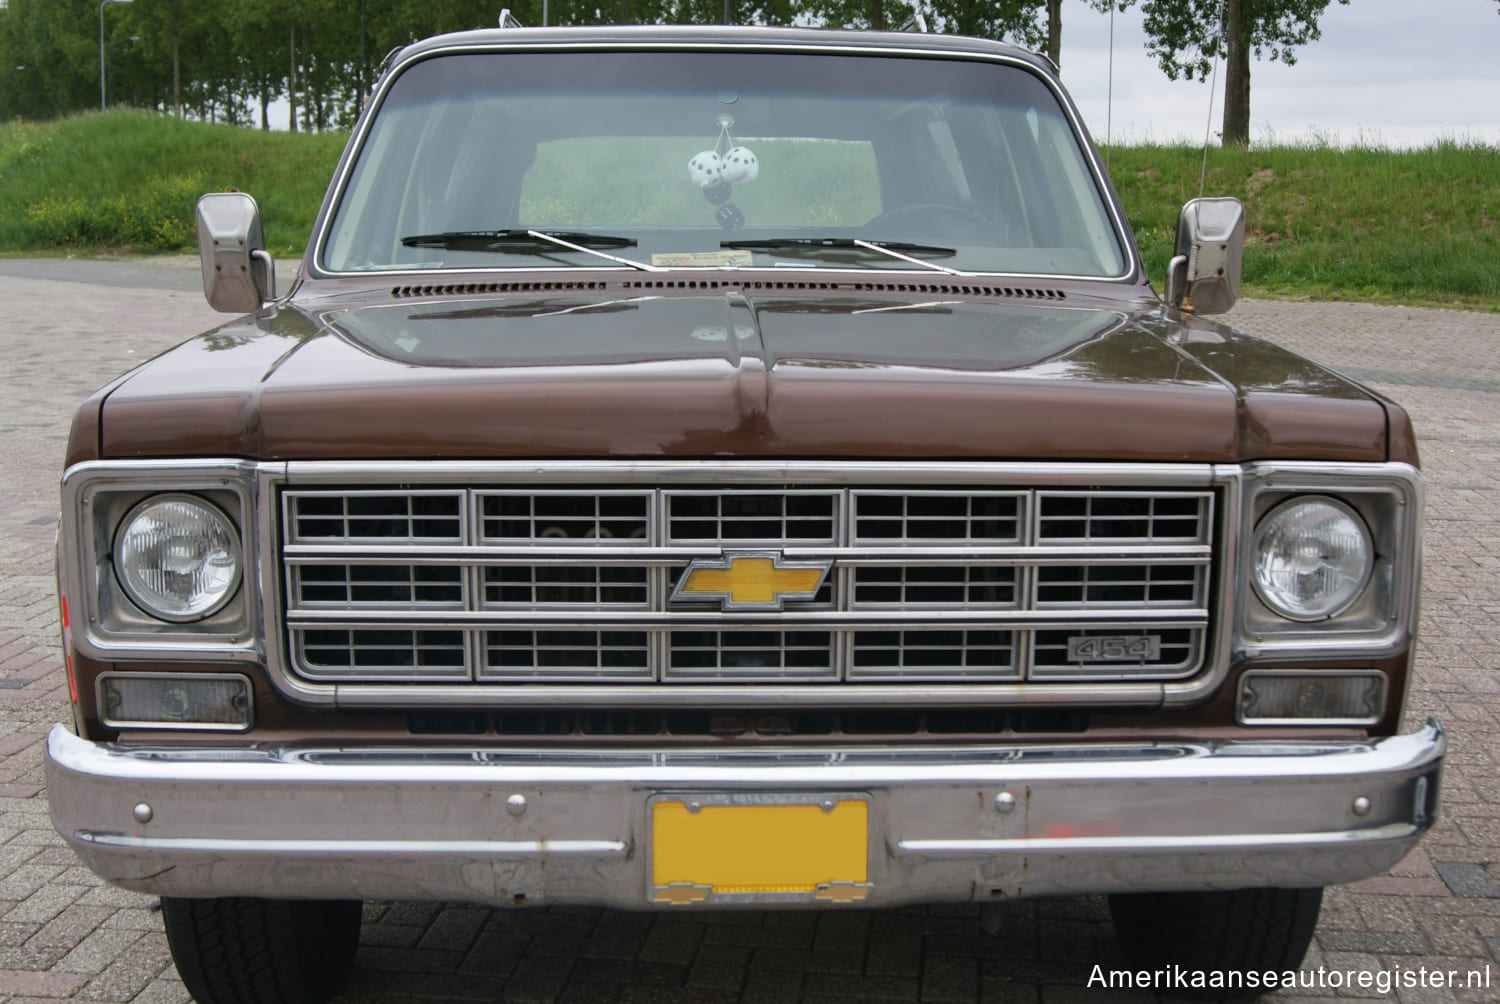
[281,484,1214,686]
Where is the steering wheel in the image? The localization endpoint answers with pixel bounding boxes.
[865,202,999,242]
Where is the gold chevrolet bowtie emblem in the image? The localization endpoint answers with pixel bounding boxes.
[672,551,831,611]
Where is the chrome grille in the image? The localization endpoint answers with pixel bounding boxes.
[288,491,464,543]
[667,491,838,542]
[482,566,651,607]
[850,630,1018,681]
[482,630,650,680]
[852,491,1023,542]
[667,630,836,680]
[280,480,1216,688]
[479,491,648,542]
[295,627,467,679]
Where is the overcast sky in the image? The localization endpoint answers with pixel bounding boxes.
[1057,0,1500,148]
[269,2,1498,147]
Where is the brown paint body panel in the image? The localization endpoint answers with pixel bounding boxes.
[93,282,1394,463]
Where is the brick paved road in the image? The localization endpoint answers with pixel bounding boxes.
[1,258,1496,1003]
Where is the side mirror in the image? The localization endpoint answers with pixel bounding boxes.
[195,193,276,313]
[1164,197,1244,315]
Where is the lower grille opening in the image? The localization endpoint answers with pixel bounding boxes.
[406,708,1092,739]
[408,711,488,735]
[1013,710,1089,733]
[495,710,573,735]
[580,711,662,735]
[927,709,1009,734]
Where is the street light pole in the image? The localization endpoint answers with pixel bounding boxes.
[99,0,131,112]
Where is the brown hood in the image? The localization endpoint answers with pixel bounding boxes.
[93,287,1391,463]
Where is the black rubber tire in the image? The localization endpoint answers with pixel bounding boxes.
[161,897,362,1004]
[1108,887,1323,1000]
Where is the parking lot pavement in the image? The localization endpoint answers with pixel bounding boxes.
[1,258,1496,1003]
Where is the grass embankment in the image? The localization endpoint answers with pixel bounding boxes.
[1,110,1496,306]
[1106,141,1500,308]
[0,110,345,257]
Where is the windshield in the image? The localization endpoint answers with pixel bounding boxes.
[320,49,1128,278]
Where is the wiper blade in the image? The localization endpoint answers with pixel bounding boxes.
[402,229,636,251]
[401,228,662,273]
[721,237,969,277]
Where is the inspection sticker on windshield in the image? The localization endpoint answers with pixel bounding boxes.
[651,251,754,268]
[1067,635,1161,662]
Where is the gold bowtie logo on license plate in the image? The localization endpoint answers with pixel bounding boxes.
[671,550,831,611]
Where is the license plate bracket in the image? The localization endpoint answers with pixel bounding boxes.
[648,793,870,906]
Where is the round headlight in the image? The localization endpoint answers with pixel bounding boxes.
[1252,496,1373,621]
[114,495,242,622]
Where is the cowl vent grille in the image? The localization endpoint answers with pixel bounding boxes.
[850,282,1065,300]
[392,281,609,298]
[390,279,1066,300]
[621,279,844,291]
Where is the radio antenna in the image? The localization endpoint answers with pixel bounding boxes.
[1105,2,1116,170]
[1199,0,1227,198]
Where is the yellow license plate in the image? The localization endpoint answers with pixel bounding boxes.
[650,797,869,905]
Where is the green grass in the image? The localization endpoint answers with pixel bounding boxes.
[1103,140,1500,308]
[0,110,346,257]
[2,110,1497,307]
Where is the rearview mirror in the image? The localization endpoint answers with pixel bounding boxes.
[1164,197,1244,315]
[195,193,276,314]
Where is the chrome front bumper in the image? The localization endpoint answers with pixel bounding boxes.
[46,720,1444,908]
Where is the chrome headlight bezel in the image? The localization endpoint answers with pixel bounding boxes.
[60,461,261,662]
[1237,463,1422,658]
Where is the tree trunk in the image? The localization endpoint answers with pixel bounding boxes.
[302,22,312,132]
[286,22,295,132]
[1046,0,1061,69]
[869,0,884,31]
[288,21,298,132]
[1221,0,1251,147]
[171,18,180,117]
[260,76,269,131]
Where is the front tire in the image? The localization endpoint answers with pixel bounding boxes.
[161,897,362,1004]
[1108,887,1322,999]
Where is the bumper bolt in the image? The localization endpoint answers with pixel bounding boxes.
[994,792,1016,814]
[132,803,153,824]
[505,794,528,817]
[1352,796,1372,817]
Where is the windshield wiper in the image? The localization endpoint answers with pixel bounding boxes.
[403,229,634,250]
[400,229,662,271]
[721,237,970,276]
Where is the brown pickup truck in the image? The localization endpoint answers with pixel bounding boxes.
[46,23,1443,1004]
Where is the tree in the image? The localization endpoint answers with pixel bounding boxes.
[811,0,1043,44]
[1043,1,1131,70]
[1135,0,1349,147]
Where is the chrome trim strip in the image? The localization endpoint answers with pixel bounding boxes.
[897,823,1419,855]
[281,544,1214,563]
[46,718,1446,779]
[329,682,1161,709]
[276,459,1222,487]
[75,834,626,857]
[284,609,1208,628]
